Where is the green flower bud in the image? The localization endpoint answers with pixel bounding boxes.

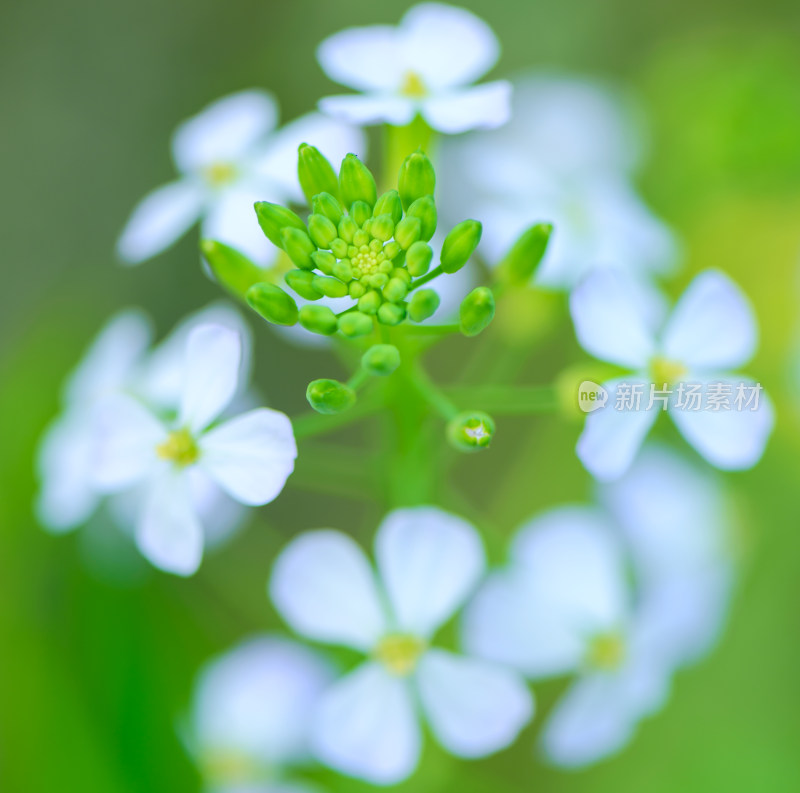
[384,241,402,261]
[369,272,389,289]
[497,222,553,286]
[394,215,422,250]
[246,283,299,326]
[441,220,482,274]
[370,213,395,242]
[447,411,495,452]
[254,202,306,249]
[331,238,349,259]
[351,201,371,228]
[377,302,406,326]
[299,304,338,335]
[391,267,411,285]
[285,269,323,300]
[332,259,354,282]
[311,250,336,275]
[358,290,382,315]
[408,288,440,322]
[406,241,433,277]
[353,229,369,248]
[459,286,495,336]
[306,378,356,414]
[312,275,349,298]
[298,143,339,204]
[406,195,437,241]
[338,215,358,243]
[373,190,403,224]
[362,344,401,376]
[349,281,367,299]
[398,150,436,210]
[338,311,374,338]
[200,239,265,299]
[383,277,408,303]
[339,153,377,209]
[308,213,338,249]
[281,227,316,270]
[312,192,344,225]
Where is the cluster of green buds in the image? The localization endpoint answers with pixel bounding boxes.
[248,147,481,337]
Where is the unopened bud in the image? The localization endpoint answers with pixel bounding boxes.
[306,379,356,414]
[459,286,495,336]
[281,227,316,270]
[298,143,339,204]
[312,276,349,298]
[497,223,553,286]
[447,411,495,452]
[246,283,299,326]
[308,213,338,249]
[358,290,382,315]
[377,302,406,326]
[254,202,306,249]
[351,200,371,228]
[339,153,377,209]
[408,288,440,322]
[338,311,374,338]
[285,269,323,300]
[406,195,437,242]
[394,215,421,250]
[299,304,338,335]
[398,150,435,210]
[312,192,344,225]
[373,190,403,224]
[383,277,408,303]
[406,241,433,277]
[362,344,401,376]
[441,220,482,274]
[200,239,265,299]
[370,213,395,242]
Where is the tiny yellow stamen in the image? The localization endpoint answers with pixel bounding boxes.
[156,428,199,467]
[650,355,688,387]
[202,750,261,783]
[400,71,427,98]
[204,161,237,187]
[586,632,626,671]
[375,634,425,676]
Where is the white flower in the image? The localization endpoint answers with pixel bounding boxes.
[463,507,701,767]
[92,323,297,576]
[189,635,333,793]
[117,90,365,265]
[437,74,678,288]
[270,506,533,785]
[571,268,774,480]
[317,3,511,134]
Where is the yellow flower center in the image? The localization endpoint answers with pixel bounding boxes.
[400,71,427,98]
[650,355,688,387]
[204,161,238,187]
[351,244,386,277]
[374,634,426,677]
[201,750,262,784]
[586,631,626,671]
[156,428,199,467]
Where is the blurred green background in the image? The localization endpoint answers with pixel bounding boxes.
[2,0,800,790]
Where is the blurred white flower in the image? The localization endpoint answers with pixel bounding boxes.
[117,90,365,265]
[571,269,774,480]
[437,74,678,288]
[92,324,296,576]
[188,635,333,793]
[463,506,700,767]
[317,3,511,133]
[270,506,533,785]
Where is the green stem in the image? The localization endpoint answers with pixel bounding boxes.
[347,367,371,391]
[292,390,383,439]
[443,384,560,415]
[408,264,446,292]
[407,363,460,421]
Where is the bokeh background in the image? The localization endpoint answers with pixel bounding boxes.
[2,0,800,790]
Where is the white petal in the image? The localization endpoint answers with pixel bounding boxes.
[421,82,511,134]
[172,90,278,173]
[179,324,242,433]
[318,94,417,127]
[316,26,404,91]
[136,473,203,576]
[576,378,658,481]
[92,394,164,491]
[185,466,246,548]
[661,270,757,370]
[64,309,153,404]
[375,506,485,638]
[270,531,387,650]
[401,3,500,89]
[199,408,296,506]
[193,635,332,765]
[570,270,656,368]
[312,662,420,785]
[116,180,205,264]
[202,185,276,266]
[669,378,774,469]
[416,649,533,757]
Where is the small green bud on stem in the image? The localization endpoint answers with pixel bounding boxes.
[441,220,482,273]
[408,288,440,322]
[306,379,356,414]
[200,239,265,299]
[497,223,553,286]
[246,283,299,326]
[406,195,437,242]
[339,153,377,209]
[299,304,339,335]
[298,143,339,204]
[254,202,306,249]
[447,411,495,452]
[398,150,436,210]
[460,286,496,336]
[362,344,401,376]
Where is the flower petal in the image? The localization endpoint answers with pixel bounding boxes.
[576,377,658,481]
[312,662,420,785]
[375,506,485,638]
[179,324,242,433]
[92,394,164,491]
[270,531,387,650]
[136,472,203,576]
[318,94,417,127]
[661,270,757,370]
[193,635,333,765]
[416,649,533,757]
[669,378,774,469]
[570,270,657,368]
[401,3,500,89]
[116,180,205,264]
[199,408,296,506]
[316,26,403,92]
[171,90,278,174]
[421,81,511,134]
